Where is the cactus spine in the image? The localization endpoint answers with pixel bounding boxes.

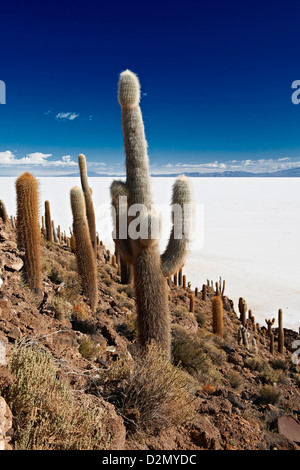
[78,154,97,256]
[212,295,223,337]
[111,70,193,357]
[70,186,98,312]
[278,308,284,354]
[16,173,41,291]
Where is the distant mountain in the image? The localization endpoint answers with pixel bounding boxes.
[5,167,299,178]
[150,167,300,178]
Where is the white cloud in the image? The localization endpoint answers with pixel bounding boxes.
[157,157,300,174]
[0,150,76,167]
[55,112,79,121]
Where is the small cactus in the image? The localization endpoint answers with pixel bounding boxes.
[278,308,284,354]
[195,287,198,297]
[178,268,183,286]
[70,186,98,312]
[189,293,194,313]
[239,299,247,326]
[183,275,187,289]
[202,284,207,302]
[265,318,275,338]
[0,200,8,224]
[44,200,53,242]
[269,332,274,355]
[15,172,41,291]
[212,295,223,337]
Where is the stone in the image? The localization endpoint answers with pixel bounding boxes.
[277,416,300,444]
[189,416,222,449]
[0,397,13,450]
[2,253,23,272]
[0,340,6,365]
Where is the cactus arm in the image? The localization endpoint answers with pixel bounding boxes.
[110,179,134,264]
[160,175,193,277]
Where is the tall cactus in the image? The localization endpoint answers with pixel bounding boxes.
[78,154,97,256]
[111,70,193,357]
[70,186,98,312]
[15,172,41,291]
[278,308,284,354]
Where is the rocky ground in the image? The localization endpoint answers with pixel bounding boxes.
[0,219,299,450]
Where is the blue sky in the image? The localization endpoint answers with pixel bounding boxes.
[1,0,300,175]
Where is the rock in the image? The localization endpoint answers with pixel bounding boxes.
[0,366,14,390]
[0,397,13,450]
[277,416,300,444]
[227,391,246,410]
[227,351,244,366]
[188,416,222,449]
[0,340,6,365]
[7,326,21,342]
[2,253,23,272]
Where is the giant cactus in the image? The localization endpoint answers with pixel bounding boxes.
[78,154,97,256]
[70,186,98,312]
[15,172,41,291]
[111,70,193,357]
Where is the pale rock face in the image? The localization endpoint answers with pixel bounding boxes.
[0,397,13,450]
[0,340,6,365]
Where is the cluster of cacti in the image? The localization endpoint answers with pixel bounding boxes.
[70,186,98,312]
[215,277,225,296]
[78,154,97,256]
[110,70,193,357]
[15,172,41,292]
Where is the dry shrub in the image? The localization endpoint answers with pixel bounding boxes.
[5,346,110,450]
[118,342,196,434]
[244,357,281,384]
[172,325,223,385]
[79,337,100,359]
[228,370,243,390]
[259,385,281,405]
[51,294,72,320]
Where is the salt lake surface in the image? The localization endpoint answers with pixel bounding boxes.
[1,176,299,332]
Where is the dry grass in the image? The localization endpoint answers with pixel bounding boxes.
[171,325,224,386]
[5,345,110,450]
[114,342,196,434]
[259,385,281,405]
